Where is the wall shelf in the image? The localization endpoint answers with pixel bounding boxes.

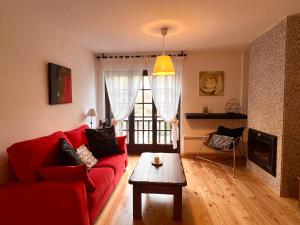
[185,113,247,120]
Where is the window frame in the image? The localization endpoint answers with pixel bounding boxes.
[105,71,180,154]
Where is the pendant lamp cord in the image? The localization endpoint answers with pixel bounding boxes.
[162,34,165,55]
[161,27,168,55]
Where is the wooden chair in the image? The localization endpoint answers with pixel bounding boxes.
[195,129,244,178]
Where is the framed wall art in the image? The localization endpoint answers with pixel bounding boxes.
[48,63,72,105]
[199,71,224,96]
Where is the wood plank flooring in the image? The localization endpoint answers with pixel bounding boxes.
[94,155,300,225]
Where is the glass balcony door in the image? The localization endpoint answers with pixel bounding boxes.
[105,71,180,154]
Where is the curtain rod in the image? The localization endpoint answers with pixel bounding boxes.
[96,51,187,59]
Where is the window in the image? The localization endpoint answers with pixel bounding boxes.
[105,71,179,154]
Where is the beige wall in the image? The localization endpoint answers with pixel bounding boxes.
[181,50,246,154]
[0,6,96,184]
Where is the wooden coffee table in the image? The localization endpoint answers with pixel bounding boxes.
[128,152,187,221]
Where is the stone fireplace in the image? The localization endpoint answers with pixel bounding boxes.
[248,128,277,176]
[247,13,300,197]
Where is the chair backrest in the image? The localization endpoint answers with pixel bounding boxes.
[205,126,245,150]
[216,126,245,139]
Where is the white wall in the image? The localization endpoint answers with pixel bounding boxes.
[181,50,246,154]
[0,5,96,184]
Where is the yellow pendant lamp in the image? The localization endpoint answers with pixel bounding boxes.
[152,27,175,76]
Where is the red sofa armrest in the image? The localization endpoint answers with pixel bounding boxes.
[123,141,128,155]
[116,136,128,166]
[0,181,90,225]
[123,140,128,166]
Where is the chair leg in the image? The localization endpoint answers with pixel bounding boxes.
[237,146,242,156]
[195,142,205,164]
[241,136,245,157]
[233,147,236,178]
[197,138,238,179]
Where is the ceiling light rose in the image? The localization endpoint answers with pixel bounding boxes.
[152,27,175,76]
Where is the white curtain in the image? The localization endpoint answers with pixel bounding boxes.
[102,57,145,134]
[147,56,184,149]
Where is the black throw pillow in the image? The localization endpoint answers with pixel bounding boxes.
[216,126,245,138]
[85,127,121,158]
[59,138,83,166]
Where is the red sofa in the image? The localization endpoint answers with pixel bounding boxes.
[0,125,128,225]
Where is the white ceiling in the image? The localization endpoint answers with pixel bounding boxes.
[5,0,300,53]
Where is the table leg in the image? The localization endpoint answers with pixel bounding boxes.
[133,186,142,219]
[173,188,182,221]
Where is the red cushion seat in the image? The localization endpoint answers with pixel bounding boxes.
[39,165,96,192]
[87,167,114,210]
[93,154,125,174]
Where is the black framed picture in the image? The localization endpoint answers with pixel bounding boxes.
[48,63,72,105]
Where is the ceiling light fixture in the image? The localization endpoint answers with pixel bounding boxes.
[152,27,175,76]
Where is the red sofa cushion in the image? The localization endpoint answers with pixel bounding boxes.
[65,125,89,148]
[7,131,69,182]
[93,154,125,174]
[39,165,96,192]
[116,136,127,153]
[87,167,114,210]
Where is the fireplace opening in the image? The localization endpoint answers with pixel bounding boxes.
[248,128,277,176]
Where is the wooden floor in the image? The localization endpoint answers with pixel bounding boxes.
[95,155,300,225]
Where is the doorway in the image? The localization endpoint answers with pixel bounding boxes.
[105,71,180,154]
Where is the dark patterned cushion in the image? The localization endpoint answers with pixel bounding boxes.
[216,126,244,138]
[208,134,234,150]
[85,127,121,158]
[60,138,83,166]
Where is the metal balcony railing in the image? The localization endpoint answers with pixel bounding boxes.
[118,119,172,145]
